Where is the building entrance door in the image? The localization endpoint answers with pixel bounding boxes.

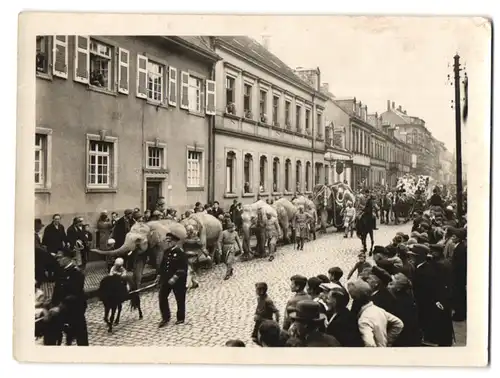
[146,180,162,212]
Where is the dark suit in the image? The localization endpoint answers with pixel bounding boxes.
[282,292,311,330]
[51,266,88,346]
[326,308,364,347]
[42,223,67,254]
[158,245,188,322]
[392,292,422,346]
[413,260,454,346]
[302,331,341,347]
[112,216,131,248]
[452,241,467,320]
[66,225,85,249]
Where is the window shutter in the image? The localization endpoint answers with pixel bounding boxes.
[205,80,216,115]
[52,35,68,79]
[118,48,130,95]
[136,54,148,99]
[74,36,90,84]
[180,71,189,109]
[168,66,177,106]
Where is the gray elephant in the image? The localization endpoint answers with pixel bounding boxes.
[272,198,297,244]
[91,219,187,289]
[180,212,223,263]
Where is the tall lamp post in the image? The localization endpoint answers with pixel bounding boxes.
[450,54,467,223]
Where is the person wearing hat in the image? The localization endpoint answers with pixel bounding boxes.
[288,300,340,347]
[218,221,242,280]
[157,230,189,328]
[324,285,364,347]
[66,216,87,270]
[387,273,422,346]
[409,243,454,346]
[450,227,467,322]
[51,253,89,345]
[35,218,46,250]
[96,211,113,250]
[283,275,311,331]
[264,212,281,262]
[347,279,403,347]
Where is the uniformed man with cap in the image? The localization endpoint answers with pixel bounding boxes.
[157,229,189,328]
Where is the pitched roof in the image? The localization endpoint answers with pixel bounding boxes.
[165,36,220,60]
[215,36,317,92]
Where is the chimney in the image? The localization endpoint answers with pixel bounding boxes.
[320,82,330,94]
[397,105,402,111]
[392,101,395,109]
[261,35,270,50]
[387,100,391,111]
[316,67,321,92]
[403,110,407,115]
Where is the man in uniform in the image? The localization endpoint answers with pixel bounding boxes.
[157,231,189,328]
[292,206,311,251]
[218,222,242,280]
[264,213,282,262]
[51,254,88,346]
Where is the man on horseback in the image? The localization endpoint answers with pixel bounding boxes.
[362,189,378,231]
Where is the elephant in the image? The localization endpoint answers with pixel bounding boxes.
[311,184,334,233]
[91,219,187,289]
[272,198,297,245]
[240,200,279,257]
[180,212,223,263]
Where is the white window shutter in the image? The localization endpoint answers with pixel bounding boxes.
[205,80,216,115]
[118,48,130,95]
[73,36,90,84]
[52,35,68,79]
[168,66,177,106]
[180,71,189,109]
[136,54,148,99]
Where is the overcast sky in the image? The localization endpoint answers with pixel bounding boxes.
[251,17,491,154]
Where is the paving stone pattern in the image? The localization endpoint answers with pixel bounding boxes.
[65,224,466,347]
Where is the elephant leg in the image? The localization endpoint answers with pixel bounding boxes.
[132,257,145,290]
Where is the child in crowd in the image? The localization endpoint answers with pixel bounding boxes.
[252,282,280,344]
[328,267,345,289]
[347,253,372,280]
[110,257,127,277]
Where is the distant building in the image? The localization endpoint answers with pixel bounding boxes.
[35,35,220,225]
[212,36,328,207]
[381,100,440,179]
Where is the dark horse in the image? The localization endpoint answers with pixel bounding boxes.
[98,275,143,333]
[355,212,375,254]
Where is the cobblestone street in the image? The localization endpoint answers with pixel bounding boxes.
[82,223,465,347]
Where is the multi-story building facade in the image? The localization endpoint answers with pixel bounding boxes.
[381,100,438,178]
[212,36,328,208]
[333,98,374,190]
[35,35,220,224]
[320,84,352,185]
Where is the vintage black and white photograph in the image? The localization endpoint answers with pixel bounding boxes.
[14,13,490,365]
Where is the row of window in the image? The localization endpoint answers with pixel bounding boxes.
[225,73,323,136]
[35,131,204,190]
[351,126,411,165]
[36,35,216,115]
[225,152,336,196]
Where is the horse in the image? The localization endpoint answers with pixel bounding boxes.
[355,211,375,254]
[98,274,144,333]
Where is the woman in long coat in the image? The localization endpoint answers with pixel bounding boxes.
[96,212,113,249]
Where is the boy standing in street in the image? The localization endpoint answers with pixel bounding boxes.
[252,282,280,344]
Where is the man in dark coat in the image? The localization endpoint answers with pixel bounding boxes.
[157,231,189,328]
[42,214,68,254]
[66,216,87,269]
[324,286,364,347]
[362,190,378,230]
[288,300,340,347]
[409,243,454,346]
[112,209,134,249]
[209,201,225,219]
[51,255,88,346]
[450,227,467,321]
[35,218,45,250]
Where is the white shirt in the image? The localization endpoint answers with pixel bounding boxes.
[357,302,404,347]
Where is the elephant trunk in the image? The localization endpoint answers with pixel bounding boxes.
[90,244,130,257]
